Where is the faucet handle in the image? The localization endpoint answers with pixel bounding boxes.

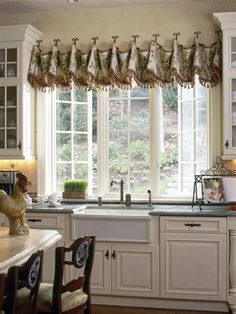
[147,190,152,207]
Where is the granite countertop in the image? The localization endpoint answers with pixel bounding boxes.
[26,202,236,217]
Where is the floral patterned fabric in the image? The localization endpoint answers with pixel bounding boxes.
[27,36,221,90]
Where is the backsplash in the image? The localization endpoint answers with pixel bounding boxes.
[0,160,37,195]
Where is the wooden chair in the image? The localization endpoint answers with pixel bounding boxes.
[4,250,43,314]
[0,273,5,312]
[37,235,96,314]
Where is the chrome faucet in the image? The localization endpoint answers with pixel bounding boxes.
[111,180,124,204]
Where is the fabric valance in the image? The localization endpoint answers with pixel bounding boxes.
[27,33,221,90]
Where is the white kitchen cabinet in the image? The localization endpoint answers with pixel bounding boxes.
[0,25,41,159]
[25,212,66,283]
[160,216,227,301]
[90,242,159,298]
[214,13,236,158]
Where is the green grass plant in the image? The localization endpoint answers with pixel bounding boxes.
[64,179,88,192]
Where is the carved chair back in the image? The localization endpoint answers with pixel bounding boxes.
[52,235,96,314]
[5,250,43,314]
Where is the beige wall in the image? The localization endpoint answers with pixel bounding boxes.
[1,0,236,191]
[0,0,236,50]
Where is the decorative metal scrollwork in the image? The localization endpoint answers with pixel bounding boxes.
[192,156,236,209]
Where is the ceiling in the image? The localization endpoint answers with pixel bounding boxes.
[0,0,196,14]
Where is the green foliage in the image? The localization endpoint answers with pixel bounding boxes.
[130,140,149,161]
[64,179,88,192]
[163,86,178,111]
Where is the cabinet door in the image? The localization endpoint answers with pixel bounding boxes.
[111,243,159,297]
[91,243,111,295]
[160,233,227,300]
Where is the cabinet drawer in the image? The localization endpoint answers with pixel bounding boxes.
[26,213,64,229]
[160,217,226,233]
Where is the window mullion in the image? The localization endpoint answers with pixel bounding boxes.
[71,86,74,179]
[128,91,131,193]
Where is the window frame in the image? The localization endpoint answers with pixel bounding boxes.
[36,84,221,202]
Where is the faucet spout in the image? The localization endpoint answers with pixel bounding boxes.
[110,180,124,204]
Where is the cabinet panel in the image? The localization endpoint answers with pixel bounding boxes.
[112,244,159,297]
[160,233,226,300]
[90,243,111,295]
[160,216,226,233]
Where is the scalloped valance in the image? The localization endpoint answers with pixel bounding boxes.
[27,33,221,91]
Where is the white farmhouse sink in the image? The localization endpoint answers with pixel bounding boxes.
[71,204,151,242]
[74,204,152,216]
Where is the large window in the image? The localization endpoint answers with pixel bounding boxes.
[52,79,209,200]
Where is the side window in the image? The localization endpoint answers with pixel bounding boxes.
[159,79,208,197]
[54,87,96,193]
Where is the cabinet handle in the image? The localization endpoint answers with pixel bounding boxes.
[225,140,229,149]
[184,223,201,227]
[111,250,116,260]
[17,142,22,150]
[105,250,109,259]
[27,219,42,223]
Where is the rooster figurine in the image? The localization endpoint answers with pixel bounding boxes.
[0,172,30,235]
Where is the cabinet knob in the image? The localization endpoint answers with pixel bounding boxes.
[105,250,109,260]
[225,140,229,149]
[17,142,22,150]
[111,250,116,260]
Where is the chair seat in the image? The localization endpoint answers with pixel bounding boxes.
[37,283,88,312]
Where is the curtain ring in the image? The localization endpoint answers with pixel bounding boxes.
[112,35,119,44]
[53,39,60,47]
[194,31,201,39]
[173,32,180,40]
[132,35,139,44]
[92,37,99,45]
[72,37,79,45]
[152,33,160,43]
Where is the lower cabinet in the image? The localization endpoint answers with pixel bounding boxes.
[25,212,65,283]
[90,242,159,298]
[160,217,227,301]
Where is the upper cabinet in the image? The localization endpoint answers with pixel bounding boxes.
[214,13,236,159]
[0,25,41,159]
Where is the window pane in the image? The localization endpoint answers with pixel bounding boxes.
[0,49,5,62]
[196,131,207,161]
[74,164,88,179]
[181,163,194,193]
[109,88,128,99]
[0,87,4,106]
[130,86,149,97]
[195,100,207,129]
[57,89,71,101]
[74,104,87,132]
[7,48,17,62]
[56,163,72,191]
[130,162,149,193]
[56,133,71,161]
[109,100,128,129]
[181,101,192,130]
[195,77,206,98]
[74,88,87,102]
[74,134,88,161]
[181,86,193,100]
[109,131,128,161]
[7,86,17,107]
[181,132,193,161]
[56,103,71,131]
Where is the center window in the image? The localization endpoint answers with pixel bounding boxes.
[52,78,209,200]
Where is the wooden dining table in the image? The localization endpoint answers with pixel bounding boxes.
[0,227,62,273]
